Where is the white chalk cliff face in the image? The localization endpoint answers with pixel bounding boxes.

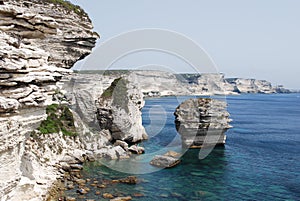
[97,74,148,143]
[124,71,284,97]
[0,0,98,200]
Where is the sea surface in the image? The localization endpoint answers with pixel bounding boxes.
[67,93,300,200]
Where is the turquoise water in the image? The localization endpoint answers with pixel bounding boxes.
[68,94,300,200]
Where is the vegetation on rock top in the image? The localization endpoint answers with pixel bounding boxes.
[37,104,77,137]
[101,77,123,99]
[46,0,87,17]
[101,77,130,113]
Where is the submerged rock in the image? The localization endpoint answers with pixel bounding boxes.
[103,193,114,199]
[110,196,132,201]
[76,188,88,195]
[164,150,181,158]
[118,176,138,185]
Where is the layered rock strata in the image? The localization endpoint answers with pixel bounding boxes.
[0,0,98,200]
[225,78,276,94]
[0,0,99,113]
[110,71,288,96]
[174,98,232,148]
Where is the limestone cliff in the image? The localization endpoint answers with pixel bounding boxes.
[0,0,98,200]
[0,0,98,113]
[97,74,148,143]
[225,78,276,94]
[112,71,287,96]
[131,71,190,97]
[174,98,232,148]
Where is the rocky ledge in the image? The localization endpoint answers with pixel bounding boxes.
[0,0,99,114]
[174,98,232,148]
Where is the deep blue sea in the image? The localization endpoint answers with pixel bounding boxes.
[70,94,300,200]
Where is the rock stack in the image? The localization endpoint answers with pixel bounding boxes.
[96,75,148,144]
[174,98,232,148]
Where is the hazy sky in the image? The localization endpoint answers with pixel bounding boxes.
[70,0,300,89]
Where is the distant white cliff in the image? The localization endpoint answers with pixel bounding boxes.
[113,71,290,97]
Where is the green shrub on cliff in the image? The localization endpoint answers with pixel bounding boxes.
[47,0,87,17]
[100,77,130,112]
[38,104,77,137]
[101,77,123,99]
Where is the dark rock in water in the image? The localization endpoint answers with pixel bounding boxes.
[103,193,114,199]
[76,188,87,195]
[174,98,232,148]
[160,194,169,198]
[119,176,138,184]
[150,155,180,168]
[110,196,132,201]
[133,193,145,197]
[171,192,183,198]
[97,184,106,188]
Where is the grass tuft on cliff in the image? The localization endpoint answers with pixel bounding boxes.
[38,104,77,137]
[101,77,130,112]
[47,0,87,17]
[101,77,123,99]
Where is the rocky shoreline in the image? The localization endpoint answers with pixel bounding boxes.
[46,154,140,201]
[0,1,293,200]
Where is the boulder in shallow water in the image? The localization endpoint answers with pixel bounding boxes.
[103,193,114,199]
[164,150,181,158]
[150,155,180,168]
[110,196,132,201]
[119,176,138,184]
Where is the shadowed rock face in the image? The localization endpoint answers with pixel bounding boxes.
[0,1,98,200]
[174,98,232,148]
[97,75,148,143]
